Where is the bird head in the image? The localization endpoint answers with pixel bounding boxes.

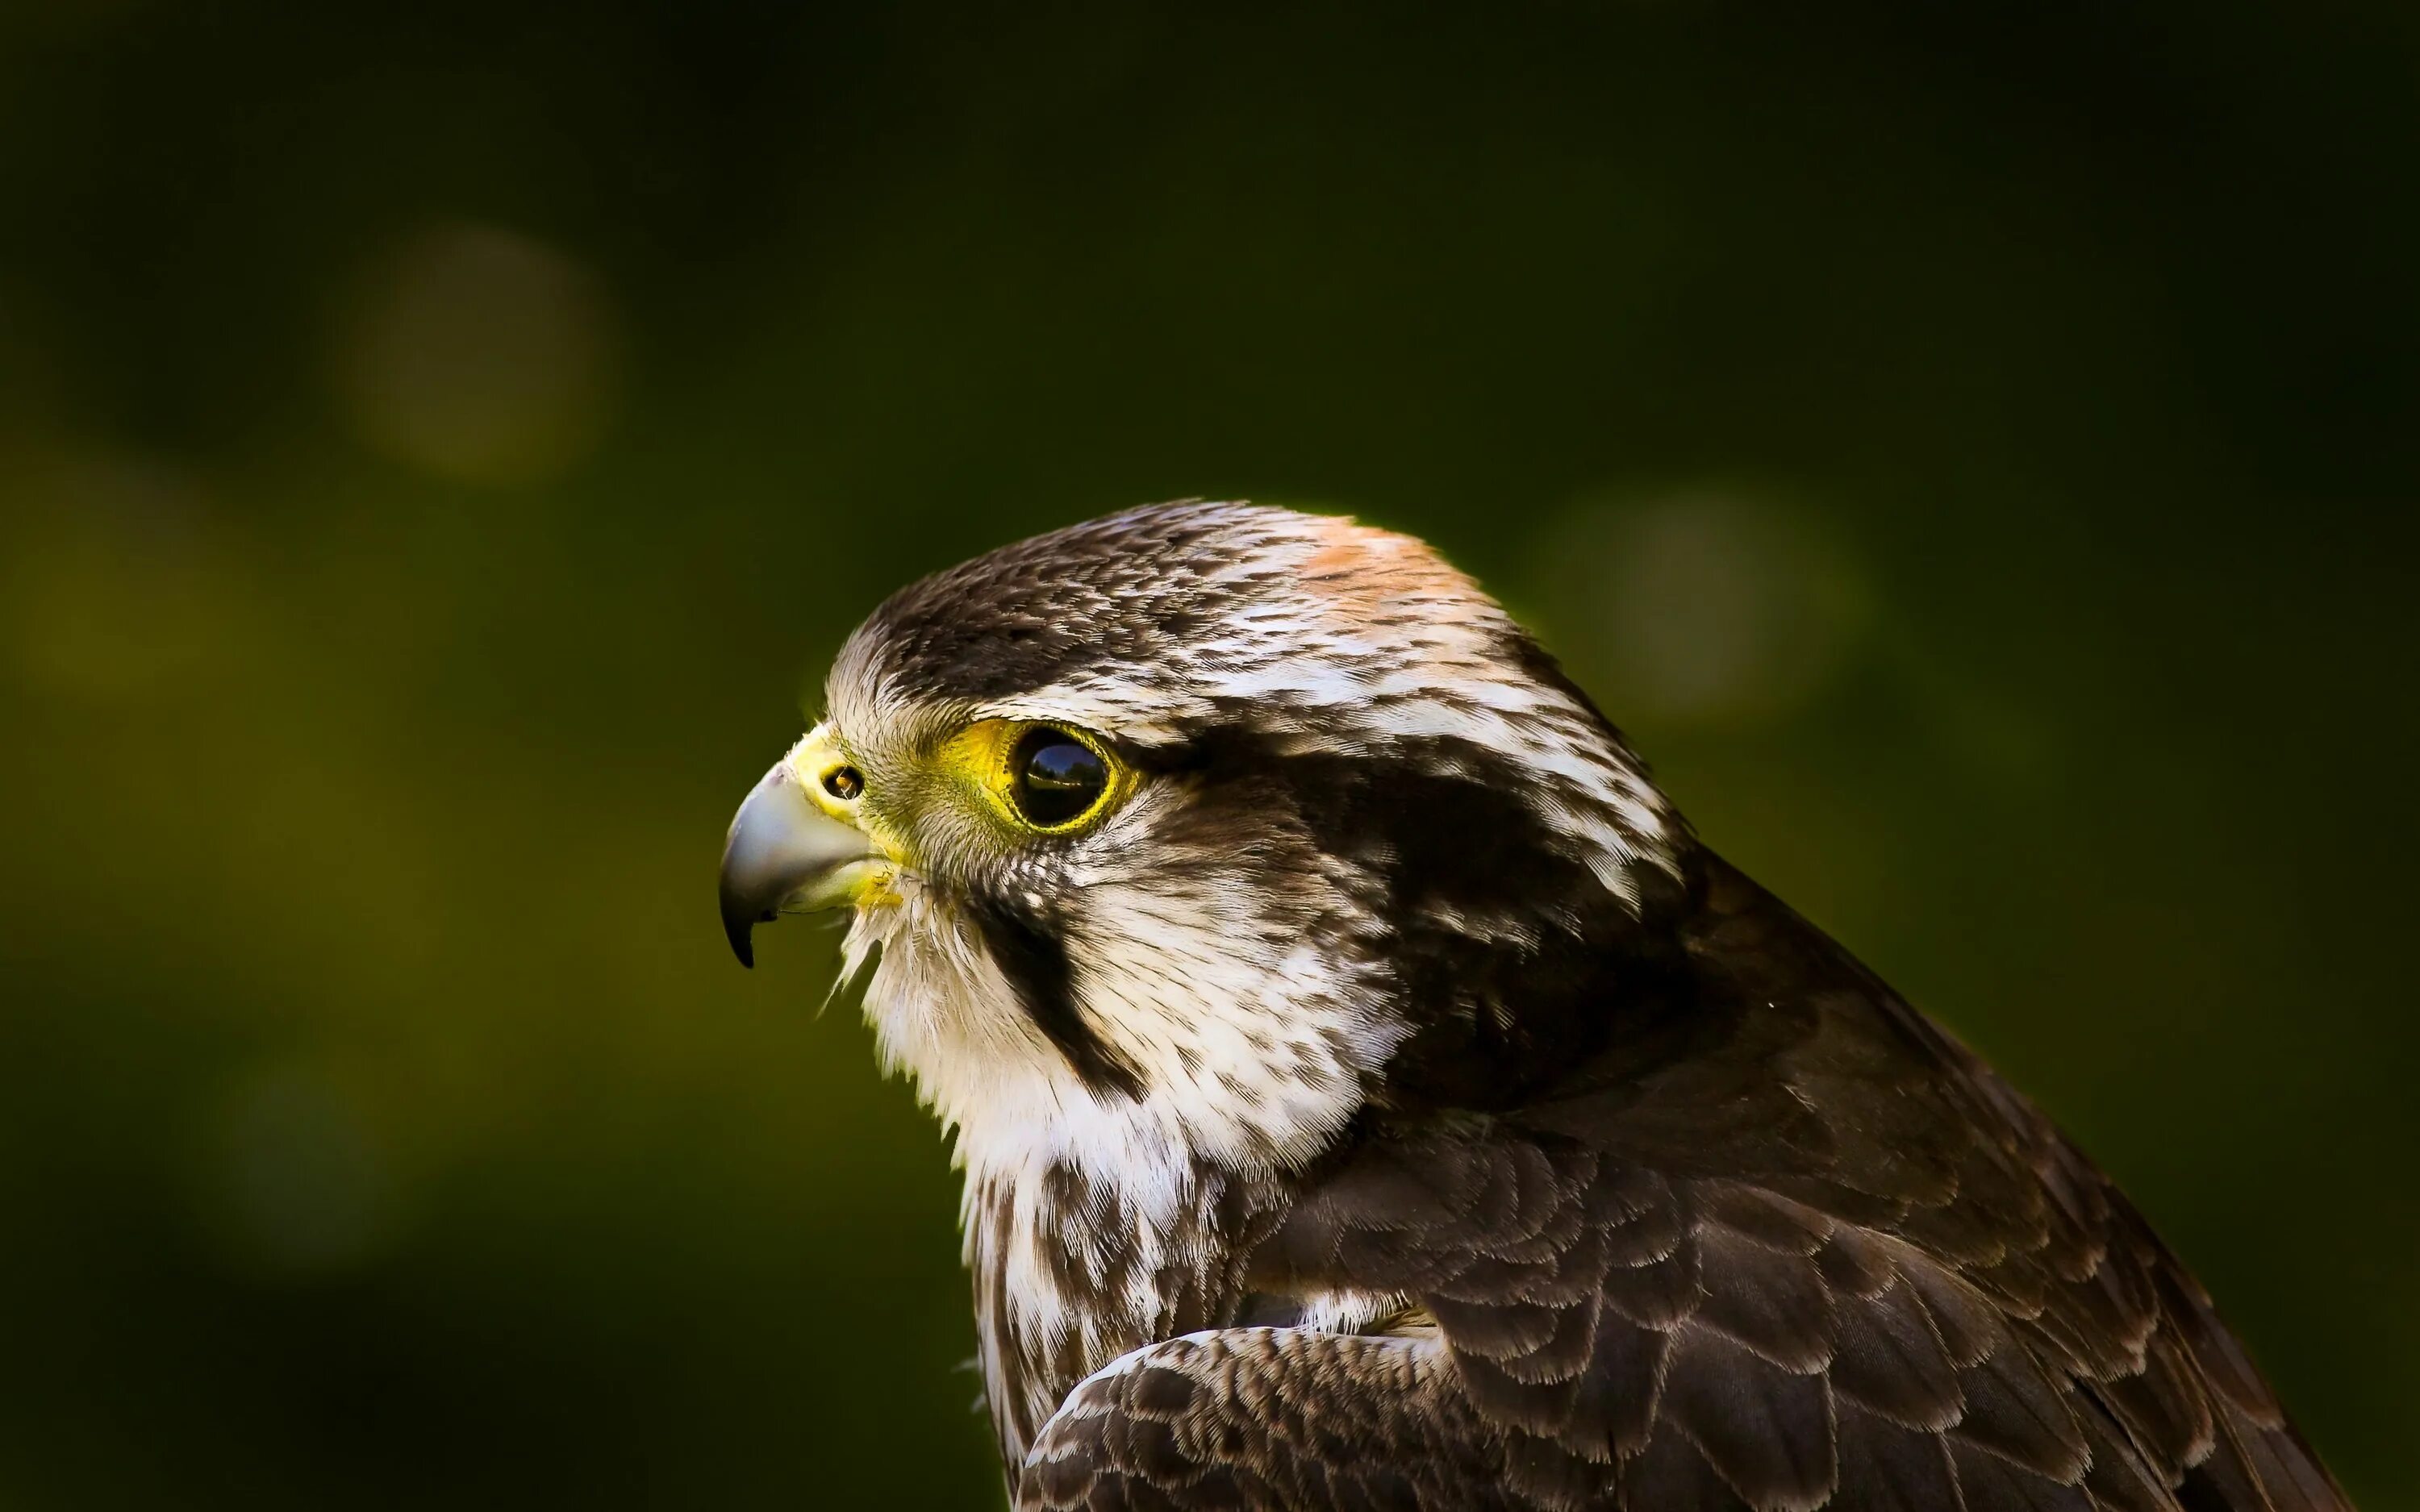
[720,502,1687,1184]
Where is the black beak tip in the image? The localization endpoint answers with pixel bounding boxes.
[720,900,767,969]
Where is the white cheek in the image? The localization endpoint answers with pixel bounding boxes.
[1061,893,1400,1172]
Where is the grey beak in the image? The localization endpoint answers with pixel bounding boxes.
[717,761,878,968]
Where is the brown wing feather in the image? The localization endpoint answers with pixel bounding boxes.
[1017,854,2347,1510]
[1020,1330,1511,1511]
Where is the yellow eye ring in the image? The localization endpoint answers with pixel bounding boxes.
[1005,725,1112,830]
[941,719,1127,835]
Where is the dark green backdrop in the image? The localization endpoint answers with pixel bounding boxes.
[2,3,2413,1507]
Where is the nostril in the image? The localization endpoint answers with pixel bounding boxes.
[822,765,865,802]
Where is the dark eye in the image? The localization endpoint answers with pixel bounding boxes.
[1008,727,1108,828]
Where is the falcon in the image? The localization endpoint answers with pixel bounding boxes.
[716,501,2348,1511]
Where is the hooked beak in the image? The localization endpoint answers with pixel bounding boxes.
[717,758,881,968]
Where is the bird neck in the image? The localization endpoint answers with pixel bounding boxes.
[962,1143,1254,1471]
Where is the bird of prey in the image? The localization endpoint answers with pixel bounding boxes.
[717,501,2347,1511]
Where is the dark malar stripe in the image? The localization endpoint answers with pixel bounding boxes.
[964,893,1145,1100]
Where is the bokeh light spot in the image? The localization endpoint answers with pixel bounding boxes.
[204,1059,402,1277]
[1528,488,1874,729]
[332,222,622,486]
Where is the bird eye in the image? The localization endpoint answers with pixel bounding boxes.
[1007,727,1109,830]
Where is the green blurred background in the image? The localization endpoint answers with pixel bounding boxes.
[2,2,2414,1507]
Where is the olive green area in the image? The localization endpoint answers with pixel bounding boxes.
[1,4,2413,1507]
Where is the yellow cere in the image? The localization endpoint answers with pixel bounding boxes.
[785,726,863,825]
